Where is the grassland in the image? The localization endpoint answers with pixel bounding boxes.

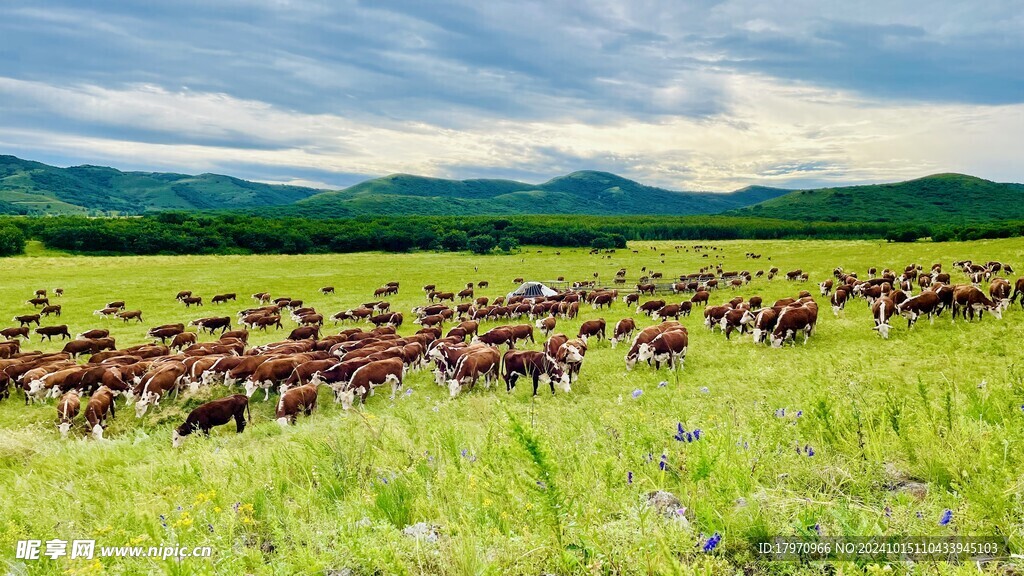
[1,239,1024,575]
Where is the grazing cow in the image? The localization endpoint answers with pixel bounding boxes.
[897,290,941,328]
[989,278,1012,309]
[176,291,192,301]
[719,309,749,340]
[212,293,236,304]
[245,357,306,399]
[320,286,335,295]
[106,301,125,310]
[85,387,116,439]
[28,297,49,308]
[0,340,19,359]
[748,308,779,344]
[770,306,817,347]
[94,307,120,318]
[624,322,683,370]
[191,317,232,334]
[1,327,29,340]
[447,346,501,397]
[41,305,61,317]
[288,325,320,340]
[554,337,587,382]
[577,319,606,342]
[819,280,833,296]
[474,327,516,348]
[62,338,116,358]
[535,316,556,337]
[830,289,848,316]
[690,291,709,306]
[276,385,319,425]
[134,362,187,417]
[1012,277,1024,309]
[369,312,403,327]
[117,310,144,323]
[36,325,71,341]
[148,325,185,343]
[610,318,636,348]
[53,288,64,297]
[637,299,666,316]
[636,283,656,295]
[503,350,570,395]
[952,285,1002,321]
[57,390,80,437]
[171,332,198,351]
[653,304,682,321]
[14,314,41,327]
[173,394,250,446]
[339,358,405,409]
[252,292,271,303]
[636,328,688,370]
[623,293,640,306]
[871,296,896,339]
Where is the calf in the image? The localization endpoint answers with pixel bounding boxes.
[275,385,319,425]
[57,390,80,437]
[172,394,249,447]
[85,386,116,440]
[502,350,570,395]
[535,315,556,337]
[117,310,144,323]
[610,318,636,348]
[871,296,896,339]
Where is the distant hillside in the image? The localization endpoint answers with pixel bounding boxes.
[281,171,791,217]
[730,174,1024,222]
[0,156,323,215]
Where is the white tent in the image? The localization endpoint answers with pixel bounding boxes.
[507,281,558,299]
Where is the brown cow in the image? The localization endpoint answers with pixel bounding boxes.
[57,390,80,437]
[179,296,201,306]
[288,326,320,341]
[339,358,404,410]
[1,326,29,340]
[36,325,71,341]
[503,350,570,395]
[276,384,319,425]
[897,290,941,328]
[369,312,403,327]
[245,357,304,400]
[577,319,606,342]
[14,314,40,327]
[770,305,817,347]
[636,328,688,370]
[212,293,236,304]
[28,297,49,308]
[447,346,501,397]
[173,394,250,446]
[118,310,144,323]
[77,328,109,340]
[535,316,556,337]
[610,318,636,348]
[952,285,1002,322]
[690,291,710,306]
[134,362,186,417]
[871,296,896,339]
[637,299,665,316]
[85,386,116,439]
[171,332,198,351]
[40,304,61,317]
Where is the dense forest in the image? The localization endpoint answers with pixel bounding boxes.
[0,214,1016,258]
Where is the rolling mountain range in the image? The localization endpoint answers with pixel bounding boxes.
[1,155,1021,222]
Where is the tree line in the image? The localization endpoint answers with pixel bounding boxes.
[0,214,1019,257]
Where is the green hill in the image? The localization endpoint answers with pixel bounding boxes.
[731,174,1024,222]
[282,170,791,217]
[0,156,323,215]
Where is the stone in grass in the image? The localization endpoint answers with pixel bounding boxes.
[644,491,692,526]
[402,522,441,542]
[883,463,928,500]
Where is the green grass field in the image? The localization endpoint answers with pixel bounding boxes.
[2,239,1024,575]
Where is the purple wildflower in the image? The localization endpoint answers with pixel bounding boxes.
[939,509,953,526]
[461,449,468,458]
[916,511,923,519]
[404,388,413,396]
[632,389,643,399]
[232,502,241,512]
[699,387,710,394]
[812,523,821,535]
[884,506,892,517]
[159,514,167,528]
[796,410,803,417]
[674,423,687,441]
[804,445,815,457]
[627,471,633,485]
[692,429,702,440]
[702,532,722,552]
[775,408,786,418]
[658,381,668,388]
[643,452,653,463]
[208,524,214,533]
[659,454,668,471]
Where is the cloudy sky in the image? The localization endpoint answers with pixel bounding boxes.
[1,0,1021,191]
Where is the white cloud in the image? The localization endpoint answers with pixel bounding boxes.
[1,74,1022,190]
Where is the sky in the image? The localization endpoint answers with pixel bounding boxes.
[0,0,1021,191]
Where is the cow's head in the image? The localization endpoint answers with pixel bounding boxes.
[338,388,355,411]
[58,421,72,437]
[770,331,786,348]
[171,428,186,448]
[447,379,462,398]
[751,328,764,344]
[636,343,655,363]
[276,416,290,428]
[989,305,1003,320]
[242,380,259,398]
[91,423,105,440]
[872,323,891,339]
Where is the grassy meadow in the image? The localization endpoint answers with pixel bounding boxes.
[1,238,1024,575]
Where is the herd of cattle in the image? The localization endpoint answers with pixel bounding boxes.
[1,256,1020,447]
